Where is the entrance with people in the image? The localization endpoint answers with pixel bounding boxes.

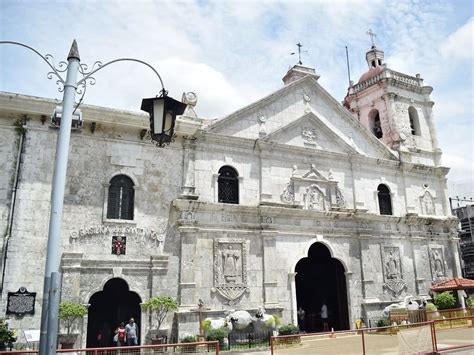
[295,242,349,332]
[86,278,142,347]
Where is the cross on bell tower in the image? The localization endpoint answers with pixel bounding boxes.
[366,29,376,47]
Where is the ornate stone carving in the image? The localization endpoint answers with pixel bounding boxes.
[70,225,164,245]
[301,127,318,145]
[303,184,325,211]
[420,191,435,215]
[181,92,198,118]
[430,247,446,282]
[335,187,346,208]
[382,246,406,297]
[212,239,249,305]
[258,114,267,137]
[280,181,295,203]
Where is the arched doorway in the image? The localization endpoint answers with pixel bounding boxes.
[295,243,349,332]
[86,278,142,347]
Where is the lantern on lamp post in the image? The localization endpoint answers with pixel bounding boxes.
[141,92,187,147]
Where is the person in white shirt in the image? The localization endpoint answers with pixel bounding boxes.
[125,318,138,346]
[320,303,328,331]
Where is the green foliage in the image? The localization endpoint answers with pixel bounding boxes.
[273,314,281,326]
[278,323,299,335]
[180,335,196,343]
[376,318,390,327]
[202,319,211,331]
[205,327,227,343]
[0,320,16,344]
[58,301,87,336]
[466,296,473,307]
[425,302,437,312]
[265,318,274,327]
[434,292,456,310]
[142,296,178,330]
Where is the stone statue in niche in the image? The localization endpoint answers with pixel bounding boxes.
[382,247,406,297]
[420,191,435,215]
[430,248,445,279]
[303,184,325,211]
[335,187,346,208]
[213,239,249,305]
[222,245,241,283]
[385,251,399,279]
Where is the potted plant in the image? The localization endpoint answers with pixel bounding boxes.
[0,319,16,351]
[58,301,88,349]
[142,296,178,344]
[180,335,197,352]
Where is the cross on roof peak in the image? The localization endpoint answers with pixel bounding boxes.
[366,29,376,47]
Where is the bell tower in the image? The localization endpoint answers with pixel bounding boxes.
[344,31,441,166]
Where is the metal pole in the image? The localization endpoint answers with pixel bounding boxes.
[39,40,80,355]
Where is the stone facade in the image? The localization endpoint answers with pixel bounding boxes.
[0,45,460,347]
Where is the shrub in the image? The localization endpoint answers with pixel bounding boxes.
[142,296,178,331]
[376,318,390,327]
[434,292,456,310]
[181,335,196,343]
[273,314,281,326]
[278,323,299,335]
[466,296,473,307]
[425,302,437,312]
[201,319,211,331]
[0,320,16,345]
[59,301,88,338]
[205,327,227,344]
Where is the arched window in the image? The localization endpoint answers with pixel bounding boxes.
[377,184,392,215]
[107,175,135,220]
[369,109,383,139]
[408,106,421,136]
[218,166,239,204]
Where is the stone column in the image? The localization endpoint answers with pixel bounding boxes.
[449,237,463,278]
[178,227,199,308]
[180,138,197,198]
[262,231,279,308]
[422,100,441,164]
[288,272,298,326]
[381,93,399,148]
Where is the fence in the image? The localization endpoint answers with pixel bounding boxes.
[0,340,220,355]
[271,315,474,354]
[227,330,272,350]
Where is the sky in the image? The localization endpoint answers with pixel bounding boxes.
[0,0,473,200]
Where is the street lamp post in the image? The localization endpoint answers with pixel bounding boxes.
[0,40,186,354]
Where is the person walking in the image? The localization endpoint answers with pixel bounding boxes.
[297,307,306,332]
[321,302,329,332]
[115,322,127,347]
[125,318,139,346]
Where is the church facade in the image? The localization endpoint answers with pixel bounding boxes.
[0,44,460,347]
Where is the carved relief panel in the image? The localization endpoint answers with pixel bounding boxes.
[279,164,346,210]
[212,239,250,305]
[381,246,406,297]
[420,191,435,215]
[429,246,446,282]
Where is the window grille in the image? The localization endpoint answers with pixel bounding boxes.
[107,175,135,220]
[377,184,392,215]
[218,166,239,204]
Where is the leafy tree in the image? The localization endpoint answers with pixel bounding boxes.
[0,320,16,345]
[434,292,456,310]
[58,301,88,337]
[142,296,178,330]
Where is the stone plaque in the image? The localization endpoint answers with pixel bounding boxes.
[6,287,36,316]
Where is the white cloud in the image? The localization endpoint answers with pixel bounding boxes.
[440,17,474,60]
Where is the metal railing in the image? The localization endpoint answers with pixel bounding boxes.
[0,340,220,355]
[270,315,474,354]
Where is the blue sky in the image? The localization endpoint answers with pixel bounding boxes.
[0,0,472,198]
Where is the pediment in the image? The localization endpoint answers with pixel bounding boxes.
[205,76,397,161]
[262,113,360,155]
